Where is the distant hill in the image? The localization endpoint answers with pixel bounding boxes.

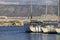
[0,4,58,17]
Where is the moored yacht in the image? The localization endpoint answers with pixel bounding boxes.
[55,22,60,34]
[55,27,60,34]
[42,25,56,33]
[29,21,43,32]
[41,26,49,33]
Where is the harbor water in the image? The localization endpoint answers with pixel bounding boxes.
[0,26,60,40]
[0,32,60,40]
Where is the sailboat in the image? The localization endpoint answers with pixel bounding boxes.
[41,1,49,33]
[55,0,60,34]
[28,0,43,32]
[41,1,57,33]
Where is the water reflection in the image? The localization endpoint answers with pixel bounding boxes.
[0,32,60,40]
[42,34,56,40]
[29,33,60,40]
[29,33,42,40]
[56,34,60,40]
[0,32,30,40]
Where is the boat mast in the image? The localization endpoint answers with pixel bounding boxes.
[58,0,59,27]
[27,0,32,19]
[30,0,32,19]
[28,1,30,19]
[46,0,47,20]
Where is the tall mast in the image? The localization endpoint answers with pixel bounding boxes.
[28,0,32,19]
[58,0,59,20]
[46,0,47,19]
[46,0,47,15]
[58,0,59,27]
[30,0,32,19]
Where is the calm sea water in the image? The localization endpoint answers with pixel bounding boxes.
[0,32,60,40]
[0,26,60,40]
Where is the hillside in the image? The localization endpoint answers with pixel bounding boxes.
[0,5,58,17]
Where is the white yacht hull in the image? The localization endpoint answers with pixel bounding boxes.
[29,26,42,32]
[55,28,60,34]
[41,27,49,33]
[41,26,56,33]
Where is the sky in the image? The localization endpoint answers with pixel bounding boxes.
[0,0,58,5]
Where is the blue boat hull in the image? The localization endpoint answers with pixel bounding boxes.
[57,32,60,34]
[0,26,30,32]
